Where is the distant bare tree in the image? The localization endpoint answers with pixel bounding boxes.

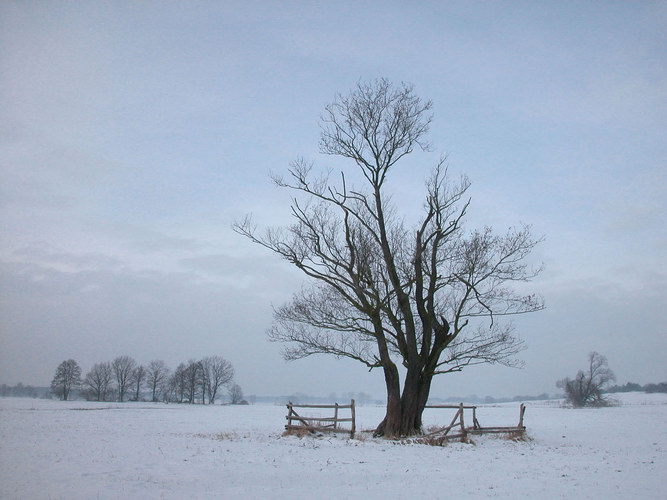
[356,392,371,406]
[202,356,234,404]
[146,360,170,402]
[228,383,244,404]
[163,372,178,403]
[112,356,136,402]
[84,362,113,401]
[170,363,188,402]
[130,365,146,401]
[51,359,82,401]
[184,359,203,404]
[198,362,209,404]
[557,351,616,407]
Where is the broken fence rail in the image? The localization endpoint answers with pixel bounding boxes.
[416,403,526,444]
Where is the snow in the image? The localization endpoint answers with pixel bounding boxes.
[1,393,665,499]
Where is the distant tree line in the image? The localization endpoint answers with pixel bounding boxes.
[0,383,45,398]
[48,355,243,404]
[605,381,667,394]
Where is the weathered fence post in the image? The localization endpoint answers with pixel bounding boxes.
[472,406,480,429]
[518,403,526,428]
[350,399,356,438]
[286,401,293,430]
[459,403,466,440]
[334,403,339,430]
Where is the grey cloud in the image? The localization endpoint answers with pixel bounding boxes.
[180,253,291,277]
[11,244,125,273]
[87,222,203,254]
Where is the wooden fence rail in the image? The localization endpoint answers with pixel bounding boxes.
[285,400,356,438]
[415,403,526,445]
[284,400,524,444]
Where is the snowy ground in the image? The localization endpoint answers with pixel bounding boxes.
[1,392,665,499]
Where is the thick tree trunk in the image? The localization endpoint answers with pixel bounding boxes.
[373,363,402,437]
[398,367,423,435]
[375,367,434,438]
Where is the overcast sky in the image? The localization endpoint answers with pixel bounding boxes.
[1,1,665,400]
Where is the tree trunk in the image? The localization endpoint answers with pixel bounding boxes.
[375,367,435,437]
[399,368,424,434]
[373,363,402,438]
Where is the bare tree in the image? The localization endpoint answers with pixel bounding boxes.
[170,363,188,403]
[183,359,202,404]
[112,356,136,402]
[164,372,179,403]
[234,78,544,437]
[202,356,235,404]
[228,383,244,404]
[51,359,82,401]
[557,351,616,407]
[146,360,170,402]
[130,365,146,402]
[84,362,113,402]
[198,360,208,405]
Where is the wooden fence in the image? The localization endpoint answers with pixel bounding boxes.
[415,403,526,445]
[285,400,356,438]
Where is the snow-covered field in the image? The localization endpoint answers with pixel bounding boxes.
[1,393,665,499]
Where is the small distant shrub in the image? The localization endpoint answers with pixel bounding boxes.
[557,351,616,408]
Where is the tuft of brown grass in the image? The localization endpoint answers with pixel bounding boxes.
[282,427,324,438]
[500,430,532,442]
[192,431,239,441]
[212,432,239,441]
[411,436,449,446]
[352,431,370,442]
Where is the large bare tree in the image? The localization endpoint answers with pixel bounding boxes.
[235,79,544,437]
